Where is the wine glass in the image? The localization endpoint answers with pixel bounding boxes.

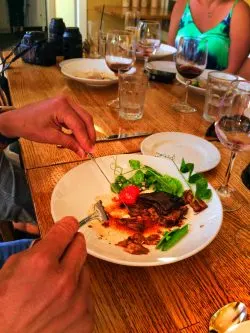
[137,20,161,69]
[215,80,250,212]
[124,10,141,34]
[174,37,208,113]
[105,30,136,109]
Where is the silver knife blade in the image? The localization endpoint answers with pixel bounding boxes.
[87,153,129,210]
[96,131,153,142]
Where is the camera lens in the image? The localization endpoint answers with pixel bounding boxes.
[48,18,66,56]
[63,27,82,59]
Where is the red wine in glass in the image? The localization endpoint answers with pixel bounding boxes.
[176,64,203,80]
[105,58,134,73]
[173,37,208,113]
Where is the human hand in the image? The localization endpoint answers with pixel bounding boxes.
[0,96,96,157]
[0,217,93,333]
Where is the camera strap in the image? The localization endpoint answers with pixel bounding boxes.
[0,39,46,74]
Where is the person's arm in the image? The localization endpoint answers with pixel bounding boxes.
[226,1,250,74]
[167,0,187,46]
[238,56,250,80]
[0,95,96,157]
[0,217,93,333]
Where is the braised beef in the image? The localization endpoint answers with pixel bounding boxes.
[183,190,207,212]
[137,192,185,215]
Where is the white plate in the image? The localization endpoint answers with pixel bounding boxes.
[60,58,118,87]
[176,69,212,95]
[147,60,177,73]
[51,154,223,267]
[141,132,221,173]
[59,58,83,67]
[176,70,245,95]
[226,321,250,333]
[137,43,177,60]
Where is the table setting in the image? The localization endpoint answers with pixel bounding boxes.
[3,17,250,332]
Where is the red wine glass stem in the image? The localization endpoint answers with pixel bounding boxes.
[184,80,191,104]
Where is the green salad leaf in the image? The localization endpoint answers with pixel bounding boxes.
[156,224,189,251]
[180,158,212,201]
[110,159,184,197]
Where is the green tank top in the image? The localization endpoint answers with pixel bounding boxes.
[175,0,238,70]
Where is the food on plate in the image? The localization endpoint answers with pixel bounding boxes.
[73,70,116,80]
[190,78,207,89]
[86,158,212,255]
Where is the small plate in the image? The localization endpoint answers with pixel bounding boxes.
[61,58,118,87]
[226,321,250,333]
[141,132,221,173]
[176,70,244,96]
[137,44,177,60]
[147,60,177,73]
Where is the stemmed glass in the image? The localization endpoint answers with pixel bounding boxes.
[174,37,208,113]
[215,80,250,212]
[137,20,161,69]
[105,30,136,109]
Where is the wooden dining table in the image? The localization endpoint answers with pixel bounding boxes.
[6,56,250,333]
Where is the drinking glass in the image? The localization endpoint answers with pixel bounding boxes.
[105,30,136,109]
[174,37,208,113]
[215,80,250,212]
[137,20,161,68]
[124,10,140,34]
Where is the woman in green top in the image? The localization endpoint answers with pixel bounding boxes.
[168,0,250,73]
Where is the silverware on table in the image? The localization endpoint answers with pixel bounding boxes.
[209,302,247,333]
[96,131,153,142]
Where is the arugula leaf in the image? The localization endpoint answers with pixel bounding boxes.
[110,183,121,193]
[156,224,189,251]
[129,159,141,170]
[130,170,144,186]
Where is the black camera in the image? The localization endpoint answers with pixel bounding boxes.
[15,31,57,66]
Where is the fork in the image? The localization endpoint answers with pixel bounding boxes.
[79,200,108,228]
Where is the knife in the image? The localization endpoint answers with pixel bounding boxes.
[96,131,153,142]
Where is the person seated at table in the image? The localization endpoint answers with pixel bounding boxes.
[238,56,250,80]
[0,95,95,332]
[0,96,95,236]
[167,0,250,73]
[0,216,93,333]
[0,95,95,261]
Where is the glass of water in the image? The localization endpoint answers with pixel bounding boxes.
[118,68,149,120]
[203,71,238,123]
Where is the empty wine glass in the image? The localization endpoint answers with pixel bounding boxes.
[174,37,208,113]
[215,80,250,211]
[137,20,161,68]
[105,30,136,109]
[124,10,140,34]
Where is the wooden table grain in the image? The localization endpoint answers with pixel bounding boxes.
[6,58,250,333]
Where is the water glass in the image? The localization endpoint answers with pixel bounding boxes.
[88,21,104,58]
[118,69,148,120]
[203,71,238,122]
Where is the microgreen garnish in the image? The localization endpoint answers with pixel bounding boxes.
[110,158,184,197]
[155,154,212,201]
